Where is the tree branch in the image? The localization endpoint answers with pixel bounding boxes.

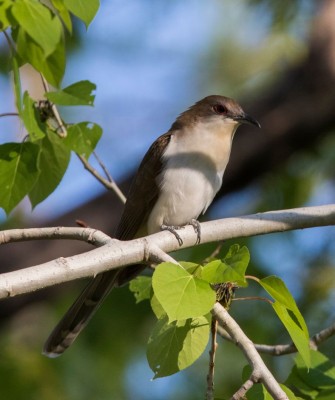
[0,204,334,299]
[212,303,288,400]
[77,154,127,203]
[0,226,112,247]
[218,320,335,356]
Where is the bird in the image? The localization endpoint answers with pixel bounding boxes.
[43,95,260,357]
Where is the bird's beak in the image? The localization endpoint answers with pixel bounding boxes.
[234,113,261,128]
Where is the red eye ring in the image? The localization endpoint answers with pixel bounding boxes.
[212,104,227,114]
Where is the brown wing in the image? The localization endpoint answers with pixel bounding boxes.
[115,131,172,240]
[43,132,172,357]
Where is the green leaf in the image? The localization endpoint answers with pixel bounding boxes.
[63,0,99,29]
[45,80,96,106]
[260,276,309,336]
[51,0,72,33]
[179,261,203,276]
[201,244,249,286]
[280,384,304,400]
[0,0,12,31]
[294,350,335,389]
[64,122,102,158]
[11,0,62,57]
[129,276,152,304]
[12,55,22,114]
[16,27,65,87]
[21,91,46,141]
[150,295,166,319]
[28,130,71,207]
[259,276,310,367]
[0,142,40,214]
[147,315,210,378]
[152,262,216,322]
[246,384,272,400]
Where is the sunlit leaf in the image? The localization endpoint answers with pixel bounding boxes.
[45,80,96,106]
[28,130,71,208]
[0,142,39,214]
[12,0,62,57]
[260,276,310,367]
[147,315,210,378]
[201,244,249,286]
[51,0,72,33]
[63,0,99,29]
[16,27,65,87]
[152,262,216,322]
[64,122,102,158]
[150,295,166,319]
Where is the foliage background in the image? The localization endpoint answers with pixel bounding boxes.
[0,0,334,399]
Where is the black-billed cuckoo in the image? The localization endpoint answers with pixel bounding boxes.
[43,95,260,357]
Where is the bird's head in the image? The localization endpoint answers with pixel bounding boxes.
[173,95,260,130]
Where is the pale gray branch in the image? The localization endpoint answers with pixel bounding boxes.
[212,303,288,400]
[218,320,335,356]
[0,226,112,247]
[0,204,334,299]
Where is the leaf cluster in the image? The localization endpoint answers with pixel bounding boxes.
[0,1,103,214]
[129,244,312,394]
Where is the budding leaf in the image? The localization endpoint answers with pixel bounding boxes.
[201,244,249,286]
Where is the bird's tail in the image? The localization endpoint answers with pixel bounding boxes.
[43,264,145,357]
[43,270,120,357]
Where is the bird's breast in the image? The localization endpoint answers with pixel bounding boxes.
[147,125,236,234]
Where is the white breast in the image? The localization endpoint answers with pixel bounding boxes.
[147,121,236,234]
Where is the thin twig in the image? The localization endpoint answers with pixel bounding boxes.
[203,242,224,263]
[93,150,114,182]
[217,321,335,356]
[231,377,254,400]
[233,296,273,305]
[0,112,19,118]
[206,317,218,400]
[77,154,127,203]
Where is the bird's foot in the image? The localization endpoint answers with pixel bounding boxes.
[189,219,201,244]
[161,224,184,246]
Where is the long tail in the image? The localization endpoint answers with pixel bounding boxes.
[43,270,119,357]
[43,264,144,357]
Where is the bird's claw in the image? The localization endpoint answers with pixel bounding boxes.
[161,224,184,246]
[189,219,201,244]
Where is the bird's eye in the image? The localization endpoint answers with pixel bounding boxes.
[212,104,227,114]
